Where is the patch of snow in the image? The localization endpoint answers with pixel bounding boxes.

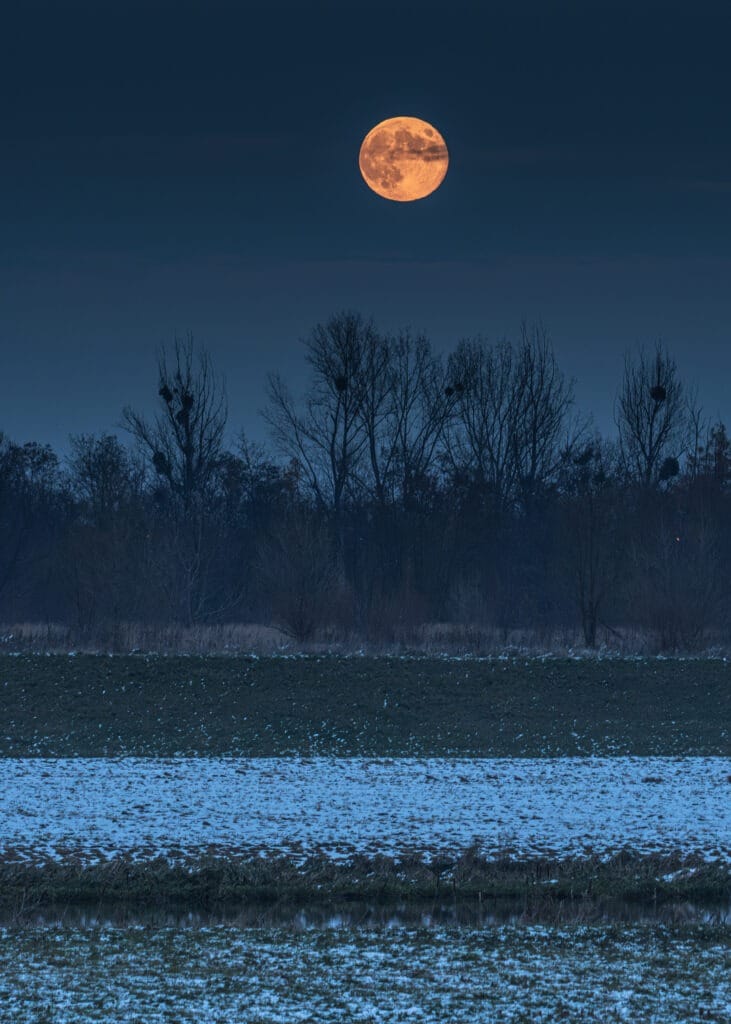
[0,756,728,866]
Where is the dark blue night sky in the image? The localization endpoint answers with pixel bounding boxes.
[2,0,731,450]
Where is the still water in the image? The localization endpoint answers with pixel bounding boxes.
[4,897,729,929]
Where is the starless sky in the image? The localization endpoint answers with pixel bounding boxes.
[2,0,731,452]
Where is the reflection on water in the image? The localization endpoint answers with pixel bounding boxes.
[4,898,730,929]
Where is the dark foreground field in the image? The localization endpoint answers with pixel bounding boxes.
[1,654,729,757]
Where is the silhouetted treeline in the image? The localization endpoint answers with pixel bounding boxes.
[2,314,730,651]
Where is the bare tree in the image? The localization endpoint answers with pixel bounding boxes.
[67,433,144,529]
[123,334,227,513]
[263,311,378,514]
[354,326,391,507]
[512,321,583,506]
[560,438,623,647]
[690,420,731,487]
[62,434,149,637]
[380,330,451,508]
[0,436,60,607]
[615,342,689,486]
[122,335,228,624]
[444,337,519,507]
[346,329,452,509]
[445,324,579,509]
[354,330,453,624]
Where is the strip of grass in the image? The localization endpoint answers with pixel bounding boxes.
[1,654,729,757]
[1,849,728,912]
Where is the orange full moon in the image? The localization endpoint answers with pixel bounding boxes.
[359,116,449,202]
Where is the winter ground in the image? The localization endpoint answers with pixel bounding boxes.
[2,658,729,1022]
[1,921,729,1024]
[1,756,728,867]
[2,653,728,758]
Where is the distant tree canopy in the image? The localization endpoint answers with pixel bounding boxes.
[1,316,729,652]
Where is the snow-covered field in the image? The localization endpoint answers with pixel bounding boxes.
[2,756,728,865]
[3,755,729,1024]
[1,921,729,1024]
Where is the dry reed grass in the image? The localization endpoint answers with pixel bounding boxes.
[2,620,729,657]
